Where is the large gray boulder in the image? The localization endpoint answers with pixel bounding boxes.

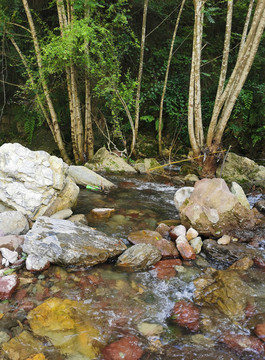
[216,152,265,188]
[0,143,79,220]
[179,178,259,237]
[69,165,115,189]
[86,147,137,173]
[23,216,127,268]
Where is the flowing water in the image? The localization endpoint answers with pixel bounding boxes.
[1,174,265,360]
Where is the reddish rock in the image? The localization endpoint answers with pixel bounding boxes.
[255,323,265,342]
[156,239,179,258]
[155,223,170,239]
[128,230,178,257]
[20,301,35,312]
[254,257,265,269]
[128,230,162,244]
[101,336,143,360]
[0,274,19,300]
[119,181,136,189]
[14,288,28,301]
[87,274,103,285]
[176,236,196,260]
[153,259,182,279]
[171,300,200,332]
[245,302,256,318]
[220,333,265,355]
[0,235,24,251]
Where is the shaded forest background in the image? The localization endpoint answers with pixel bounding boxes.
[0,0,264,163]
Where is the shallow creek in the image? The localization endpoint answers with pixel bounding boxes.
[1,174,265,360]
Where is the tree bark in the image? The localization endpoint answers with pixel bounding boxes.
[207,0,233,146]
[22,0,71,164]
[84,76,94,160]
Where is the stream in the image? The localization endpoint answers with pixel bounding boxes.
[0,174,265,360]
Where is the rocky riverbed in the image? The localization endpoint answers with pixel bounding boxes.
[0,144,265,360]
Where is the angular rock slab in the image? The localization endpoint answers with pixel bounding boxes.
[116,243,162,271]
[23,217,127,267]
[0,143,79,220]
[180,178,259,237]
[69,165,115,189]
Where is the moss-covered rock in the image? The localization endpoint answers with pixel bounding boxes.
[134,158,164,174]
[86,147,136,174]
[216,153,265,189]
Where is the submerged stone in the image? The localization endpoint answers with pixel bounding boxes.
[171,300,200,332]
[194,270,251,319]
[2,331,45,360]
[28,298,102,358]
[101,336,143,360]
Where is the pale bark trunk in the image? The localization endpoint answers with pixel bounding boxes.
[130,0,149,156]
[188,0,206,157]
[22,0,70,164]
[207,0,264,144]
[71,65,84,162]
[206,0,233,146]
[239,0,255,54]
[194,1,204,148]
[57,0,84,163]
[84,76,94,160]
[56,0,79,163]
[214,3,265,144]
[83,4,94,161]
[158,0,186,156]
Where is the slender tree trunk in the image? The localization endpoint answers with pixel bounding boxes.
[204,0,265,176]
[130,0,149,156]
[239,0,255,54]
[158,0,186,156]
[188,0,206,158]
[22,0,70,164]
[206,0,233,146]
[84,76,94,160]
[83,4,94,161]
[57,0,84,163]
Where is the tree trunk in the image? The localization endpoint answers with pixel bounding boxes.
[188,0,206,158]
[130,0,149,156]
[158,0,186,156]
[22,0,71,164]
[57,0,84,164]
[84,76,94,160]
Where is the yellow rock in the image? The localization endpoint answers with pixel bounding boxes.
[28,298,101,359]
[2,331,44,360]
[26,354,46,360]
